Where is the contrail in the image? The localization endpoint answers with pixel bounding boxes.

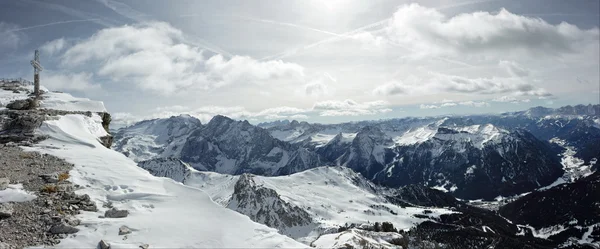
[260,18,389,61]
[261,0,500,62]
[236,16,343,37]
[5,19,103,32]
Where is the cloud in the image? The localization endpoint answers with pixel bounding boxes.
[420,104,440,109]
[384,4,599,56]
[43,72,100,91]
[492,95,531,103]
[499,60,530,77]
[0,22,22,49]
[372,81,408,96]
[57,22,305,95]
[40,38,67,55]
[458,101,489,107]
[441,102,457,107]
[430,73,551,97]
[304,74,334,97]
[313,99,392,116]
[420,100,489,109]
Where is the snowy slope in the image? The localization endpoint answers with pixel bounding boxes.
[144,163,454,244]
[25,114,306,248]
[312,229,404,249]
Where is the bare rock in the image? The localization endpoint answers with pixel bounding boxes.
[0,177,9,190]
[0,242,15,249]
[39,173,59,183]
[6,99,31,110]
[98,240,110,249]
[0,203,14,219]
[118,225,131,235]
[48,222,79,234]
[104,208,128,218]
[140,244,149,249]
[98,135,113,149]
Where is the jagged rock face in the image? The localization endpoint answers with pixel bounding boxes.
[499,171,600,246]
[376,128,564,200]
[180,115,324,175]
[113,114,202,162]
[337,126,394,178]
[316,133,352,162]
[227,174,313,235]
[138,158,192,183]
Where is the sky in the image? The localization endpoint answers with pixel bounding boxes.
[0,0,599,126]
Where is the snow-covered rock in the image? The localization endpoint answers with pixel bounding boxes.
[113,114,201,162]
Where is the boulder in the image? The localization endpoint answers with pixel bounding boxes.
[0,178,8,190]
[118,225,131,235]
[0,203,14,219]
[140,244,149,249]
[48,222,79,234]
[105,208,129,218]
[39,173,59,183]
[6,99,31,110]
[98,240,110,249]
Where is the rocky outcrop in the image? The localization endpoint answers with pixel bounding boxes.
[138,158,192,183]
[179,115,324,175]
[227,174,313,236]
[6,98,38,110]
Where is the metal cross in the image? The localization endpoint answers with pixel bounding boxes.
[30,49,43,97]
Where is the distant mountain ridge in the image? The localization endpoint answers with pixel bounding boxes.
[113,104,599,200]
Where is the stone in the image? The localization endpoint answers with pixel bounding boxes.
[48,223,79,234]
[56,183,73,192]
[40,173,59,183]
[0,177,9,190]
[118,225,131,235]
[6,99,31,110]
[140,244,149,249]
[67,218,81,226]
[81,204,97,212]
[98,240,110,249]
[104,208,128,218]
[0,203,14,219]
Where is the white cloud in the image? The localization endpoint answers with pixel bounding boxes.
[313,99,391,116]
[384,4,599,56]
[43,72,100,91]
[441,102,457,107]
[419,104,440,109]
[499,60,530,77]
[372,81,408,96]
[458,101,489,107]
[492,95,531,104]
[420,100,488,109]
[58,22,305,95]
[40,38,67,55]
